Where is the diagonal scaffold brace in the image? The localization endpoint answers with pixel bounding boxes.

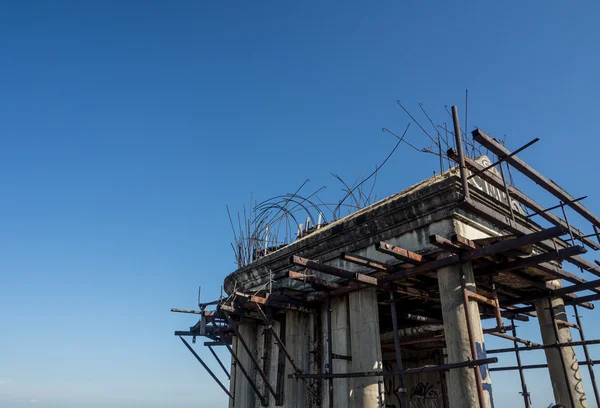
[253,303,320,402]
[178,336,233,401]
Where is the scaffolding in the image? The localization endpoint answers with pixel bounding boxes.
[172,106,600,408]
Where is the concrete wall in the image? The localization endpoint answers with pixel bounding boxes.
[285,311,317,408]
[233,322,258,408]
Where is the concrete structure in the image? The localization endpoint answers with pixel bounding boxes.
[174,126,600,408]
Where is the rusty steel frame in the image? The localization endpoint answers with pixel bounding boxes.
[447,148,600,251]
[473,128,600,232]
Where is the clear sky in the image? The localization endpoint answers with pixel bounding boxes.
[1,1,600,407]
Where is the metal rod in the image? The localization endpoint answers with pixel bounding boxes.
[511,319,531,407]
[560,202,577,246]
[179,336,233,400]
[452,106,470,200]
[253,305,302,374]
[490,360,600,372]
[487,338,600,354]
[573,305,600,406]
[222,312,278,399]
[389,292,408,407]
[473,128,600,231]
[546,297,576,408]
[448,147,600,252]
[208,345,230,379]
[209,320,266,405]
[460,268,487,408]
[288,357,499,379]
[327,297,334,408]
[526,196,587,219]
[498,162,516,222]
[467,138,539,180]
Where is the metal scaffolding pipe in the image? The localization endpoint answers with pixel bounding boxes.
[288,357,498,379]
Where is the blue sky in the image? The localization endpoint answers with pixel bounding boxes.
[1,1,600,407]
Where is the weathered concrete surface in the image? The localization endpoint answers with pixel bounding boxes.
[229,337,237,408]
[233,322,257,408]
[438,261,494,408]
[320,296,351,408]
[535,287,587,408]
[349,288,383,408]
[285,311,316,408]
[384,350,446,408]
[224,173,463,294]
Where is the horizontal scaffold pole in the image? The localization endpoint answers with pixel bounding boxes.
[490,360,600,372]
[288,357,498,379]
[487,338,600,354]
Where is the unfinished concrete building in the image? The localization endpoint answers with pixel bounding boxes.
[173,107,600,408]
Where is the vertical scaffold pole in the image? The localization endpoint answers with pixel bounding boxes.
[460,268,487,408]
[573,305,600,406]
[452,105,470,200]
[510,319,530,407]
[327,297,334,408]
[389,292,408,407]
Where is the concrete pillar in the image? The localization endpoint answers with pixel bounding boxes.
[266,320,282,408]
[535,292,587,408]
[229,337,237,408]
[349,288,383,408]
[285,311,314,408]
[321,295,351,407]
[438,261,494,408]
[233,322,257,408]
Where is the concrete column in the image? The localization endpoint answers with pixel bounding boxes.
[285,311,314,408]
[321,295,351,408]
[229,337,237,408]
[535,292,587,408]
[349,288,383,408]
[438,261,494,408]
[234,322,257,408]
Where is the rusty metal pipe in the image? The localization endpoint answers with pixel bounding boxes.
[452,106,470,200]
